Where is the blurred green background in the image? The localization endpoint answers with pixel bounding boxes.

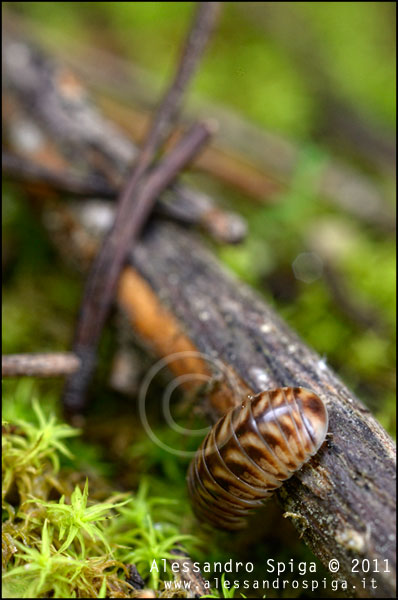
[2,2,396,597]
[3,1,396,431]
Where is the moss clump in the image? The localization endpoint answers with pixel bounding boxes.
[2,384,194,598]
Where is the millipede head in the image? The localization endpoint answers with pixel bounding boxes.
[291,387,329,454]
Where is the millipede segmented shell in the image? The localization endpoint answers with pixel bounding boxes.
[187,386,328,530]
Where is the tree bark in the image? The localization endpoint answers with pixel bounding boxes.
[129,221,396,598]
[13,193,397,598]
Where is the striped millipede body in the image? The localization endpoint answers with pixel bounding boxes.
[187,387,328,530]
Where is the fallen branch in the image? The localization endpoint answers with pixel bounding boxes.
[2,151,115,198]
[62,2,220,412]
[5,21,394,236]
[5,24,394,239]
[2,353,80,377]
[27,196,397,598]
[2,150,247,245]
[64,119,214,412]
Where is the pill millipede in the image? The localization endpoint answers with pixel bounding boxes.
[187,386,328,530]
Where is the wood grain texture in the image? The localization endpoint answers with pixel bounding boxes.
[130,221,396,598]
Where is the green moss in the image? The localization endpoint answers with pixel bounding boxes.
[2,385,196,598]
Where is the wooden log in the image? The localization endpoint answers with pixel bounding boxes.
[21,195,397,598]
[127,221,396,598]
[2,30,396,598]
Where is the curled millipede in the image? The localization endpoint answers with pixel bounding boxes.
[187,386,328,530]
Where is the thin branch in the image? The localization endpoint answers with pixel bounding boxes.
[63,2,221,413]
[2,151,115,198]
[2,353,81,377]
[2,150,247,244]
[63,120,215,412]
[133,1,221,166]
[107,1,221,228]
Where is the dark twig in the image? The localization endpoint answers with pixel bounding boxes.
[2,151,115,198]
[63,120,215,412]
[2,150,247,244]
[2,353,81,377]
[63,2,220,413]
[104,1,221,222]
[131,1,221,167]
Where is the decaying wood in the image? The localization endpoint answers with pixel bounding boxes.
[2,151,247,244]
[42,26,394,233]
[23,196,396,598]
[2,30,396,599]
[62,2,220,412]
[169,548,208,598]
[5,20,394,237]
[2,25,232,223]
[2,353,80,377]
[63,119,214,412]
[131,222,396,588]
[94,95,397,234]
[2,151,114,198]
[95,95,282,202]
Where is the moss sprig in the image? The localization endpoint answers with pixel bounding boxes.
[2,384,195,598]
